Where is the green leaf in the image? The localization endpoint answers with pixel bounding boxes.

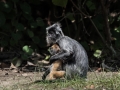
[21,53,28,60]
[32,36,40,44]
[27,30,34,38]
[12,33,22,42]
[112,27,120,47]
[36,18,44,27]
[66,13,75,22]
[0,2,13,13]
[10,39,16,46]
[23,45,29,52]
[92,15,104,30]
[5,10,16,19]
[0,12,6,27]
[117,16,120,21]
[48,48,50,52]
[11,19,18,26]
[1,23,11,31]
[16,23,24,31]
[0,40,8,46]
[52,0,68,7]
[86,0,96,11]
[23,13,33,21]
[45,55,50,60]
[12,57,22,67]
[23,45,33,55]
[30,22,38,28]
[93,50,102,58]
[114,26,120,33]
[20,2,31,14]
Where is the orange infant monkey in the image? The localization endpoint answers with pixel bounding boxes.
[42,44,65,80]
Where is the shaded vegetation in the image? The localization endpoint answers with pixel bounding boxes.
[0,0,120,69]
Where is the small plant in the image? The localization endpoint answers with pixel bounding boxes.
[93,49,102,59]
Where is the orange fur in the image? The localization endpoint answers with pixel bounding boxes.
[48,44,65,80]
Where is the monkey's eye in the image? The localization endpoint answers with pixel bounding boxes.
[49,31,54,34]
[48,29,55,35]
[48,27,56,33]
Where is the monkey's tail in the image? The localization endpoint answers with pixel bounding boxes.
[42,68,50,80]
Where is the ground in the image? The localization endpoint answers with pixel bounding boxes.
[0,67,120,90]
[0,69,42,89]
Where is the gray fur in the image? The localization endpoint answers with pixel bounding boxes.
[45,23,88,79]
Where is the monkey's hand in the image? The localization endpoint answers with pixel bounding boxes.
[49,56,56,64]
[49,50,72,64]
[49,55,61,64]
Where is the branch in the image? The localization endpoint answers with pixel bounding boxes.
[70,0,88,17]
[70,0,116,55]
[100,0,111,45]
[70,0,107,45]
[100,0,116,55]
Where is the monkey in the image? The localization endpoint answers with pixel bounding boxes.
[42,44,65,80]
[44,22,89,79]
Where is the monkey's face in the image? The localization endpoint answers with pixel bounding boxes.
[49,44,60,55]
[46,23,64,46]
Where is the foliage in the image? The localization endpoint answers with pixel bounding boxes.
[52,0,68,8]
[0,0,120,67]
[93,50,102,59]
[0,0,47,51]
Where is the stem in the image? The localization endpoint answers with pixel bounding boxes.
[70,0,116,55]
[100,0,111,45]
[100,0,116,55]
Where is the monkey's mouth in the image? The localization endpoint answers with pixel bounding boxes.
[46,33,50,37]
[46,36,55,46]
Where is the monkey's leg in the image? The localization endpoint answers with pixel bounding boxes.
[42,60,61,80]
[49,71,65,80]
[48,60,62,80]
[42,68,50,80]
[51,60,62,70]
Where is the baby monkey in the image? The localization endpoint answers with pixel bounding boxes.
[42,44,65,80]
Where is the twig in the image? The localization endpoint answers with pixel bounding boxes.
[100,0,111,45]
[70,0,106,44]
[70,0,116,55]
[0,32,9,36]
[100,0,116,55]
[70,0,87,17]
[65,18,71,36]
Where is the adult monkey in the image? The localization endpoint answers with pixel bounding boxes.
[44,22,88,79]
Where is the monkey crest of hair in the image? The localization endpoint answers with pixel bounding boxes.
[46,22,64,46]
[45,22,89,79]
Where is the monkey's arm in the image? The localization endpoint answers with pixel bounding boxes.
[49,39,73,63]
[49,50,71,63]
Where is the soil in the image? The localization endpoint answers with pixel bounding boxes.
[0,69,43,89]
[0,61,119,90]
[0,60,46,89]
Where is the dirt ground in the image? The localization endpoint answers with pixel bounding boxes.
[0,59,49,89]
[0,62,118,90]
[0,67,118,90]
[0,69,42,89]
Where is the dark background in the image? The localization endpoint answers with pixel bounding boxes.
[0,0,120,70]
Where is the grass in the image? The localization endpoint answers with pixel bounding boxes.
[1,72,120,90]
